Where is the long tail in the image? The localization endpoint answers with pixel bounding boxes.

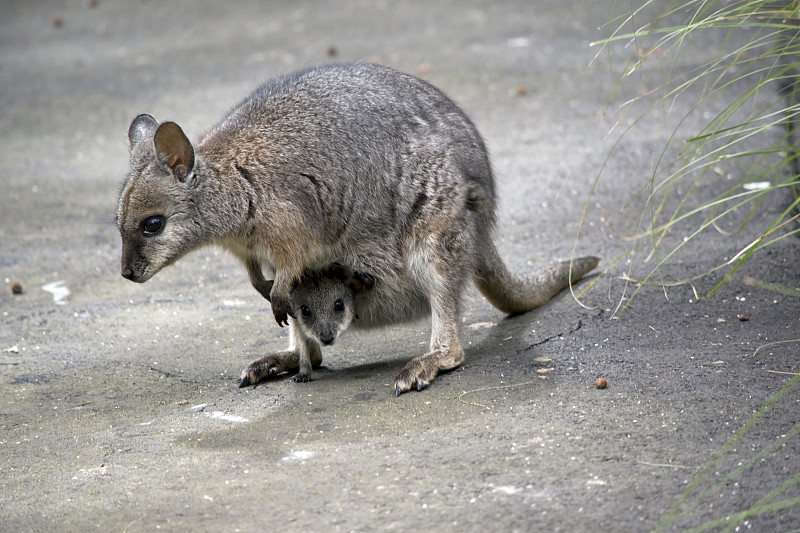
[473,244,599,314]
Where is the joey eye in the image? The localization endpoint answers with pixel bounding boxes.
[142,215,164,236]
[301,305,312,318]
[334,299,345,313]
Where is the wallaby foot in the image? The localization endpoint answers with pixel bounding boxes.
[393,347,465,396]
[291,372,313,383]
[239,350,300,387]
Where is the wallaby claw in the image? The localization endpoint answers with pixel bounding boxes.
[393,360,436,396]
[239,368,276,388]
[269,290,295,327]
[291,373,312,383]
[274,312,289,327]
[394,381,424,396]
[272,307,296,327]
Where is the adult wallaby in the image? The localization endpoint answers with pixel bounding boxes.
[117,62,598,395]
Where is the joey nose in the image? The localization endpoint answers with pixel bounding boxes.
[121,267,135,280]
[319,330,335,346]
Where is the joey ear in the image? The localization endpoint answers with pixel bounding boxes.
[325,263,354,283]
[350,272,375,294]
[325,263,375,293]
[128,114,159,149]
[153,121,195,182]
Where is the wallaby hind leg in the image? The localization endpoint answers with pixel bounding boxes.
[392,142,480,395]
[394,245,468,395]
[239,320,323,387]
[393,304,465,395]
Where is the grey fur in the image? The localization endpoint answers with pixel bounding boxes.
[117,62,599,395]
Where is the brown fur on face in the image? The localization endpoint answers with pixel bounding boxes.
[118,116,206,282]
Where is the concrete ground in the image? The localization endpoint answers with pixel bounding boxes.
[1,1,799,531]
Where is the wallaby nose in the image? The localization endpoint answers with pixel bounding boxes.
[121,267,135,280]
[319,330,335,346]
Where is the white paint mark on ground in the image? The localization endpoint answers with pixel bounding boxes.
[281,450,315,462]
[205,411,249,423]
[42,280,70,305]
[491,485,523,495]
[507,37,531,48]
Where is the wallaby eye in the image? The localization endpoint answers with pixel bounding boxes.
[301,305,312,318]
[142,215,164,236]
[334,299,345,313]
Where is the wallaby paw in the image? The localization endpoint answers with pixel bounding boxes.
[271,306,291,327]
[238,365,275,388]
[238,351,298,388]
[393,365,434,396]
[269,291,295,327]
[393,349,464,396]
[290,372,312,383]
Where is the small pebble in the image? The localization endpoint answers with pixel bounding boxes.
[595,377,607,389]
[737,315,749,322]
[11,282,23,295]
[416,62,432,75]
[326,44,338,57]
[52,15,64,28]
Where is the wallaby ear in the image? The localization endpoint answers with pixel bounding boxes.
[128,114,159,149]
[153,121,195,182]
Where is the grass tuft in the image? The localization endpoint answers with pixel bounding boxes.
[582,0,800,314]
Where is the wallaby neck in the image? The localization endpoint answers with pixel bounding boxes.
[191,151,255,243]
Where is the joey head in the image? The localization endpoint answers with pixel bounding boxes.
[291,265,374,349]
